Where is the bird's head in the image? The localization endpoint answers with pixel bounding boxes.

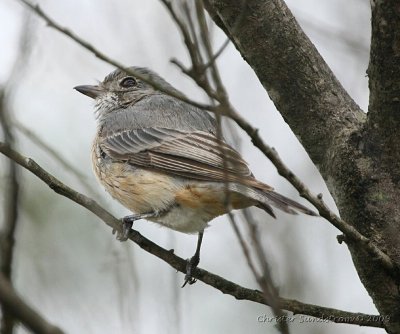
[74,66,179,120]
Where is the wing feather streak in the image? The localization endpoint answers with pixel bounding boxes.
[100,127,266,187]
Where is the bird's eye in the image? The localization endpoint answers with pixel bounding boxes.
[120,77,137,88]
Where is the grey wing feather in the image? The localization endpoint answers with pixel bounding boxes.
[102,128,316,216]
[97,88,317,216]
[101,127,253,181]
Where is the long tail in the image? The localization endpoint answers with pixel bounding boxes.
[229,183,317,218]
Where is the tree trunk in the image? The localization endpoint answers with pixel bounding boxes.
[204,1,400,332]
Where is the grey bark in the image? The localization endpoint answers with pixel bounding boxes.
[204,0,400,333]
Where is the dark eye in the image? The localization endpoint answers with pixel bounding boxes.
[120,77,137,88]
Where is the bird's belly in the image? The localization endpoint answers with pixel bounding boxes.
[93,155,182,214]
[150,183,255,233]
[92,146,254,233]
[150,205,210,234]
[94,161,216,233]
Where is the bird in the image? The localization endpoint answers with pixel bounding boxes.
[74,66,316,287]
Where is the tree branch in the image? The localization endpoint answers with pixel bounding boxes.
[0,141,386,329]
[366,1,400,186]
[0,12,35,333]
[203,0,366,165]
[0,90,20,334]
[203,2,400,331]
[195,4,289,333]
[162,1,397,277]
[0,274,64,334]
[225,110,397,273]
[16,0,214,112]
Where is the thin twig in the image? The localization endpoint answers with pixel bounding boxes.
[224,106,397,274]
[0,274,64,334]
[162,0,217,98]
[161,0,202,71]
[202,38,230,70]
[228,212,289,334]
[172,7,286,329]
[0,141,386,328]
[17,0,213,112]
[164,1,397,276]
[193,3,289,333]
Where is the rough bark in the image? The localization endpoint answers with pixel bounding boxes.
[204,0,400,333]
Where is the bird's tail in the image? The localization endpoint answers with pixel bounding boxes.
[229,182,317,218]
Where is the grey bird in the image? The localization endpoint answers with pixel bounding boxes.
[74,67,316,286]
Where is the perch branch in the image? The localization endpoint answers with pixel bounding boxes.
[0,142,387,329]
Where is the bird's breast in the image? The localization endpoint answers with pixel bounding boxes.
[91,140,182,214]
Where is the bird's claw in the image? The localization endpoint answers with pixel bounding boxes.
[181,256,199,288]
[116,217,133,241]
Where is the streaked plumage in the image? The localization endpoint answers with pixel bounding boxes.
[79,67,316,233]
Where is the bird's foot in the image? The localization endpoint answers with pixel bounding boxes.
[182,254,200,288]
[116,212,156,241]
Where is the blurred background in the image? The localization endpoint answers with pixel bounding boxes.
[0,0,376,333]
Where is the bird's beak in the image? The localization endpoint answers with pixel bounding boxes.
[74,85,103,99]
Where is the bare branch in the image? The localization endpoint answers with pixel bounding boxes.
[203,0,365,164]
[223,106,398,275]
[202,38,230,70]
[0,274,64,334]
[160,0,202,68]
[0,141,386,328]
[162,0,218,98]
[16,0,214,112]
[204,3,400,328]
[165,1,398,279]
[184,4,288,332]
[228,212,289,334]
[0,12,36,333]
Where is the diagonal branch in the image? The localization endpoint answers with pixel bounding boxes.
[199,2,400,277]
[0,141,387,329]
[224,107,397,275]
[16,0,214,112]
[203,0,366,165]
[228,212,289,334]
[0,274,64,334]
[194,3,289,333]
[162,1,398,277]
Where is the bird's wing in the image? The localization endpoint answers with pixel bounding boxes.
[100,127,270,188]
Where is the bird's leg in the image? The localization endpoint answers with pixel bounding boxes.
[182,231,204,288]
[117,211,158,241]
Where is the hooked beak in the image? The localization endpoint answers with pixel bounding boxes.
[74,85,103,99]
